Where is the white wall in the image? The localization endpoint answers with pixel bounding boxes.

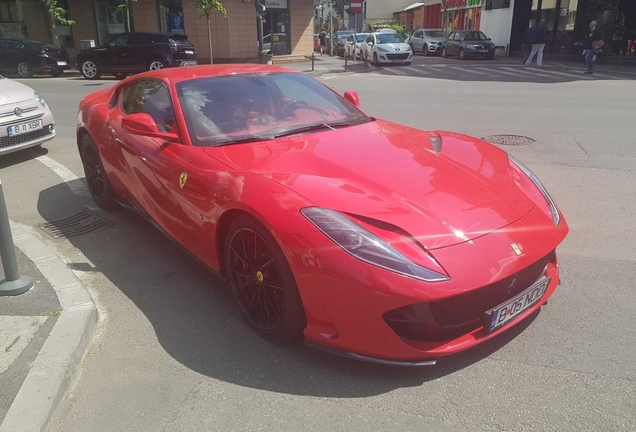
[364,0,414,22]
[479,0,515,49]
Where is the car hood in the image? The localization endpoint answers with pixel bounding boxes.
[206,120,535,250]
[377,43,410,51]
[0,78,36,105]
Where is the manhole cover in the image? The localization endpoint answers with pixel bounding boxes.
[482,135,535,146]
[40,210,113,239]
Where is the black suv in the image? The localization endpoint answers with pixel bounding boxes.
[76,32,197,80]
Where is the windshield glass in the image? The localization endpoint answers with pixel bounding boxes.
[376,33,404,44]
[355,34,368,42]
[461,31,488,40]
[176,73,371,147]
[425,31,446,38]
[338,31,354,39]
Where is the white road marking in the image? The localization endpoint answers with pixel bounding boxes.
[531,68,595,80]
[36,155,91,198]
[500,66,551,78]
[386,67,408,75]
[404,66,429,75]
[449,66,486,75]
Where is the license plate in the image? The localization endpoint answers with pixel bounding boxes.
[8,119,43,136]
[486,277,551,332]
[392,59,403,63]
[57,61,68,66]
[184,50,194,54]
[479,49,489,53]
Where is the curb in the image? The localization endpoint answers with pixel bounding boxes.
[0,221,97,432]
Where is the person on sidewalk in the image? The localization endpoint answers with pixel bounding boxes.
[525,20,549,67]
[522,22,538,63]
[584,21,603,74]
[319,32,327,56]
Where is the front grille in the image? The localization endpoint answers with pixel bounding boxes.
[429,251,554,327]
[386,53,409,60]
[0,126,53,149]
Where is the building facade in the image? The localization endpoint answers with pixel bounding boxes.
[1,0,314,63]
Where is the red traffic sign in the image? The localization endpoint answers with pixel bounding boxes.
[350,1,363,13]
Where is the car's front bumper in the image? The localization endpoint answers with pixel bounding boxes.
[464,48,496,57]
[427,44,442,53]
[0,103,56,155]
[375,52,413,63]
[282,206,568,363]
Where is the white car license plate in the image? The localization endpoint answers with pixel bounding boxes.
[392,59,403,63]
[486,277,551,332]
[8,119,43,137]
[479,49,489,53]
[57,61,68,66]
[185,50,194,54]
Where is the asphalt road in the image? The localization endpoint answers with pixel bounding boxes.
[0,65,634,431]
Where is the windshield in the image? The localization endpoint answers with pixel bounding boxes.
[425,31,446,38]
[176,73,371,147]
[355,34,368,42]
[338,31,354,39]
[376,34,404,44]
[461,31,488,40]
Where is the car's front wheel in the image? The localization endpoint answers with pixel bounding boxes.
[442,47,448,58]
[423,44,429,56]
[80,60,102,80]
[459,48,466,60]
[80,134,116,209]
[224,214,306,341]
[16,62,33,78]
[373,52,379,66]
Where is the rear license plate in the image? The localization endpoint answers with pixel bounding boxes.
[184,50,194,54]
[180,61,197,67]
[57,61,68,66]
[486,277,551,332]
[8,119,43,136]
[479,49,489,53]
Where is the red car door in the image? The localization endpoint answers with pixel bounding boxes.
[115,79,183,234]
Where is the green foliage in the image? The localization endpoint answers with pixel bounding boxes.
[194,0,227,19]
[370,20,407,39]
[41,0,74,26]
[116,0,138,13]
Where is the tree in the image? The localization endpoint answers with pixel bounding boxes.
[116,0,138,33]
[194,0,227,64]
[41,0,74,26]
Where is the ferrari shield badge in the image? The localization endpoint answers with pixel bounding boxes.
[179,172,188,189]
[511,243,522,256]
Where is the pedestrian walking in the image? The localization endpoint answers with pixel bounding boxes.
[319,32,327,55]
[522,22,537,63]
[525,20,549,67]
[584,21,603,74]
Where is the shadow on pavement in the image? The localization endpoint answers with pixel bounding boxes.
[0,146,48,170]
[37,180,540,398]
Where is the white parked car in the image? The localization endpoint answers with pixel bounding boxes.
[0,76,55,156]
[344,33,369,59]
[360,32,413,66]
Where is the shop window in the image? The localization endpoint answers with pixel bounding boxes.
[159,0,184,34]
[55,0,74,48]
[94,0,130,46]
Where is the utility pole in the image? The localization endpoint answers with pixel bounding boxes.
[256,0,266,54]
[329,0,334,56]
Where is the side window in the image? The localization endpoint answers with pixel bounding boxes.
[365,35,372,44]
[109,34,129,47]
[347,35,353,43]
[131,33,151,45]
[450,33,456,40]
[6,41,22,52]
[121,80,176,132]
[414,30,422,38]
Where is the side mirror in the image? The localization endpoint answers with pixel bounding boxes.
[344,91,360,108]
[122,113,180,142]
[487,38,492,41]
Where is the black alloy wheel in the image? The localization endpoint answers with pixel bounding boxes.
[80,134,116,209]
[225,215,306,341]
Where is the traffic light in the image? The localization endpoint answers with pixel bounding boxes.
[255,0,266,13]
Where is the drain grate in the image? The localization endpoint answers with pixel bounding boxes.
[40,210,113,239]
[482,135,535,146]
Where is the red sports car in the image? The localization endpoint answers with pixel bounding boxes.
[77,65,568,365]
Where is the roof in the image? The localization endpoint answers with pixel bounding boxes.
[395,2,425,13]
[128,64,300,82]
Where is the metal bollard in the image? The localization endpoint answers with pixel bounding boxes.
[560,44,564,62]
[617,49,623,70]
[0,180,33,296]
[345,54,348,71]
[312,52,315,72]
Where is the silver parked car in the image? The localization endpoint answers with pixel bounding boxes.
[408,29,447,56]
[0,76,55,156]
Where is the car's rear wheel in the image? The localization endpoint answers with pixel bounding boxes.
[442,47,448,58]
[16,62,32,78]
[423,45,429,56]
[148,58,167,71]
[81,60,102,80]
[225,214,306,341]
[80,134,116,210]
[459,48,466,60]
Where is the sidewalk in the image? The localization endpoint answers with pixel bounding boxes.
[0,222,97,432]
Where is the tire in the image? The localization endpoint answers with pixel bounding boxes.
[409,44,415,54]
[442,47,448,58]
[80,134,116,210]
[224,214,307,341]
[373,52,379,66]
[80,59,102,80]
[50,70,63,78]
[16,62,33,78]
[459,48,466,60]
[404,62,412,66]
[113,72,128,80]
[423,44,429,57]
[147,58,167,71]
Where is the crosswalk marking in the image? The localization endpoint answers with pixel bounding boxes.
[531,68,595,80]
[405,66,430,75]
[500,66,551,77]
[449,66,486,75]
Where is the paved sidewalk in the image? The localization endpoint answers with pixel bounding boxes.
[0,222,97,432]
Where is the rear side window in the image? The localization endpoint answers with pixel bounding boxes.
[131,33,152,44]
[121,80,176,132]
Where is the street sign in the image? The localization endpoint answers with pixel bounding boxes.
[350,1,363,13]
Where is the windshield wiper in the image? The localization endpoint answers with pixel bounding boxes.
[213,135,274,146]
[274,122,350,139]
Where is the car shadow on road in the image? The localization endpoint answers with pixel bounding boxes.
[37,180,541,398]
[0,145,48,170]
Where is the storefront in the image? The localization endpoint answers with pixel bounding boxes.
[442,0,482,33]
[263,0,291,55]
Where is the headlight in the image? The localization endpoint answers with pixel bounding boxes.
[509,156,561,226]
[376,46,389,52]
[301,208,450,282]
[34,92,46,108]
[406,46,413,51]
